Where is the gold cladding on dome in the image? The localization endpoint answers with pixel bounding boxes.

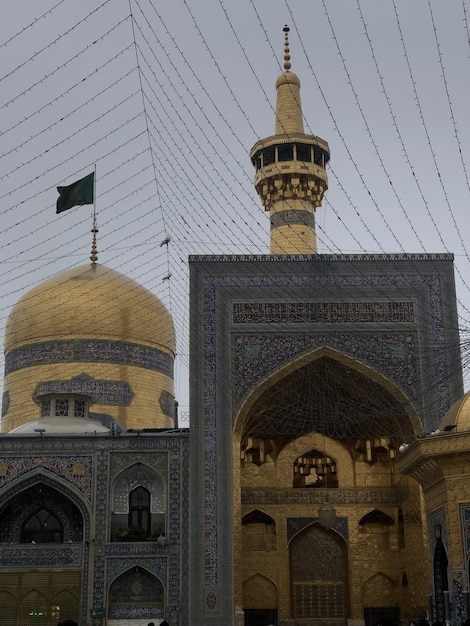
[5,264,175,355]
[2,264,175,432]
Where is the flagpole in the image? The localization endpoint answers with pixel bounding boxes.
[90,164,98,265]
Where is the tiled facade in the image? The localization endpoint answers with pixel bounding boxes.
[0,432,189,625]
[189,253,463,626]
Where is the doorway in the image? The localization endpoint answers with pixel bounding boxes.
[244,608,277,626]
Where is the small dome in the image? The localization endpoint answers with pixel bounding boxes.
[275,70,301,90]
[8,416,110,435]
[439,391,470,433]
[5,264,175,355]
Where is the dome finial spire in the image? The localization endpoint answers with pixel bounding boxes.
[90,209,98,264]
[283,25,291,71]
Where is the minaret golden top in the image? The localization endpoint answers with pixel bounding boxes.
[283,25,291,71]
[275,26,303,136]
[249,25,331,254]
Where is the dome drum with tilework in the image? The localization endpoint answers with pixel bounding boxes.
[2,264,175,432]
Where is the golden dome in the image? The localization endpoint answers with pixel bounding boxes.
[5,263,175,355]
[3,264,175,432]
[439,391,470,433]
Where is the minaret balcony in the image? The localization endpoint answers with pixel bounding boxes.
[254,160,328,188]
[256,170,328,208]
[250,135,330,170]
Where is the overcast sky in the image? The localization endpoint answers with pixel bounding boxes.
[1,0,470,418]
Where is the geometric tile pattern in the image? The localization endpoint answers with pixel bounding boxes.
[270,210,315,228]
[0,545,82,567]
[461,503,470,563]
[33,374,134,405]
[232,331,418,408]
[160,389,175,418]
[233,301,414,324]
[0,455,93,499]
[5,339,174,377]
[190,253,461,623]
[0,432,189,625]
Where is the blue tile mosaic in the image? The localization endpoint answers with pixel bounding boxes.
[196,257,457,594]
[5,339,174,377]
[0,455,93,499]
[34,374,133,405]
[1,391,9,417]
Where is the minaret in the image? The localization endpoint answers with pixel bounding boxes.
[250,26,330,254]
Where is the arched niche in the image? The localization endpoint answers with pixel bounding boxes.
[108,566,165,621]
[0,480,84,544]
[243,572,277,608]
[359,509,395,526]
[363,572,397,608]
[235,347,420,466]
[21,590,48,622]
[0,571,81,624]
[0,590,16,625]
[359,510,396,551]
[50,589,80,623]
[289,522,349,621]
[242,509,276,552]
[21,507,63,543]
[277,432,352,490]
[293,448,338,488]
[111,462,166,541]
[243,573,278,626]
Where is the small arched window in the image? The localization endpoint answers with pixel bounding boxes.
[129,486,151,537]
[21,508,63,543]
[38,395,91,419]
[293,449,338,488]
[111,464,166,541]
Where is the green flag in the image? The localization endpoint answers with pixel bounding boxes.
[56,172,94,213]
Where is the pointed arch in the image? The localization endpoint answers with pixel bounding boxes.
[0,568,81,625]
[363,572,397,607]
[0,472,89,544]
[21,507,64,543]
[289,521,349,620]
[277,432,353,489]
[111,462,166,541]
[359,509,395,526]
[242,509,275,525]
[235,345,421,450]
[243,573,278,609]
[20,590,48,621]
[108,565,165,620]
[0,469,91,521]
[242,509,276,552]
[293,447,338,488]
[0,590,16,625]
[359,510,396,552]
[111,461,165,514]
[51,589,80,623]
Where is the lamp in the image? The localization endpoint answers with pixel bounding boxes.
[318,501,336,528]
